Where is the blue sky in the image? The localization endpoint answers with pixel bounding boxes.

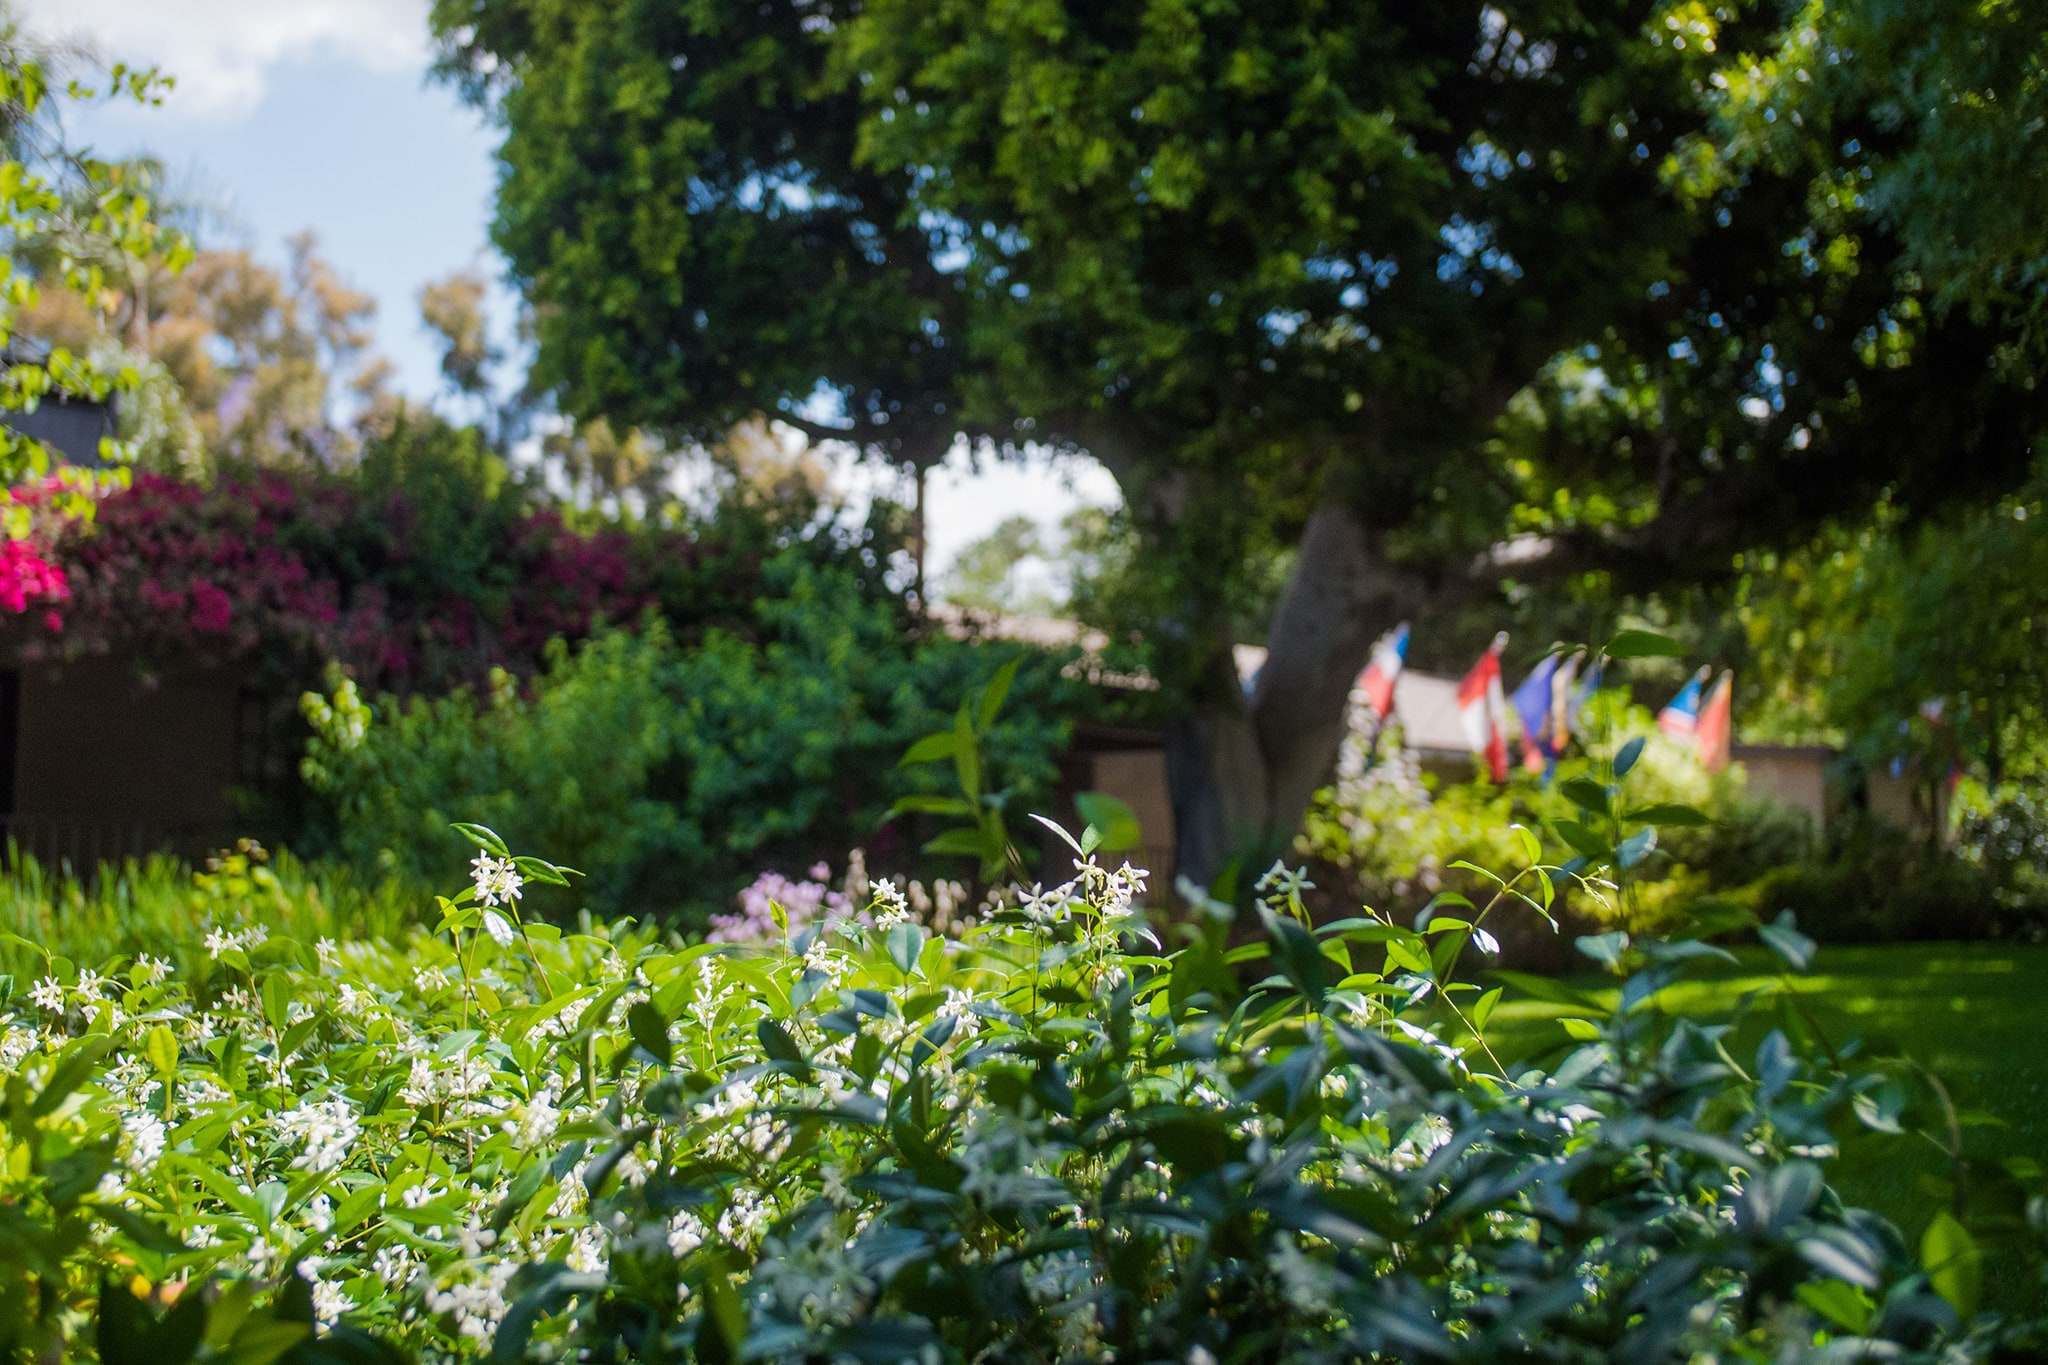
[28,0,512,404]
[19,0,1115,576]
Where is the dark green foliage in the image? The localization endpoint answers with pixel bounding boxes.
[298,557,1092,924]
[530,846,2048,1361]
[1751,809,2048,946]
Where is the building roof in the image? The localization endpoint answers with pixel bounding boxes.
[933,613,1482,755]
[1232,643,1471,757]
[929,604,1157,690]
[1387,670,1471,756]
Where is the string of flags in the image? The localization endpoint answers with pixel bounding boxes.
[1353,622,1733,781]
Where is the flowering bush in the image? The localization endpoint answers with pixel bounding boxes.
[709,850,977,944]
[5,747,2044,1361]
[0,534,66,624]
[0,418,876,696]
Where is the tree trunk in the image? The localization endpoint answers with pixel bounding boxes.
[1166,500,1424,890]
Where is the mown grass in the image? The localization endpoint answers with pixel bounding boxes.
[1489,941,2048,1310]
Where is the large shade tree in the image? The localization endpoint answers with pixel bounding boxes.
[432,0,2048,882]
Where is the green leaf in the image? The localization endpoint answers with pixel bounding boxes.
[226,1317,309,1365]
[1028,813,1083,855]
[1615,826,1658,869]
[1509,823,1541,866]
[1574,931,1630,969]
[1259,904,1329,1005]
[1074,791,1141,853]
[1759,912,1816,972]
[884,794,975,820]
[1560,776,1610,815]
[145,1024,179,1077]
[1603,628,1684,659]
[922,828,989,859]
[1558,1017,1603,1041]
[512,855,572,887]
[896,731,957,767]
[757,1018,804,1067]
[1795,1280,1873,1333]
[1472,986,1503,1031]
[1612,735,1646,777]
[978,653,1024,731]
[1552,819,1611,861]
[885,923,928,976]
[1384,936,1433,978]
[626,1000,671,1066]
[450,822,509,857]
[1623,802,1710,827]
[32,1035,113,1117]
[1921,1212,1982,1318]
[952,702,980,800]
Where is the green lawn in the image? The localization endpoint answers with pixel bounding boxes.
[1489,942,2048,1309]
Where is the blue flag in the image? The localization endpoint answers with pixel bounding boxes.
[1511,655,1561,770]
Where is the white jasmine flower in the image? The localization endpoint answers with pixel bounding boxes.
[122,1111,168,1169]
[457,1218,498,1258]
[74,968,103,1001]
[371,1244,416,1284]
[275,1097,359,1173]
[564,1225,607,1275]
[482,909,516,947]
[30,976,63,1012]
[501,1090,560,1146]
[136,955,171,984]
[470,855,524,908]
[246,1236,277,1277]
[299,1262,350,1326]
[400,1057,441,1106]
[666,1210,707,1257]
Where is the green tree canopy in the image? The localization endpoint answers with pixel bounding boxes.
[432,0,2048,879]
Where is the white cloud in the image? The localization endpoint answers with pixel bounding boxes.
[19,0,430,118]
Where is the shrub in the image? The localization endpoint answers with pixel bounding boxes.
[2,749,2042,1360]
[1746,803,2048,945]
[298,558,1091,925]
[1301,697,1812,954]
[1955,787,2048,921]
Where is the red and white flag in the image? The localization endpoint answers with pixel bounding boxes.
[1696,670,1734,771]
[1357,622,1409,720]
[1658,666,1712,738]
[1457,632,1511,783]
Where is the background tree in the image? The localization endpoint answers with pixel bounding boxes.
[0,22,186,497]
[433,0,2048,882]
[418,268,497,401]
[943,514,1049,615]
[25,225,389,470]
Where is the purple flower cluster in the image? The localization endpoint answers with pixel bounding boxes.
[707,863,855,944]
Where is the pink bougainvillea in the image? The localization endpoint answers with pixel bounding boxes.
[0,466,788,695]
[0,538,69,618]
